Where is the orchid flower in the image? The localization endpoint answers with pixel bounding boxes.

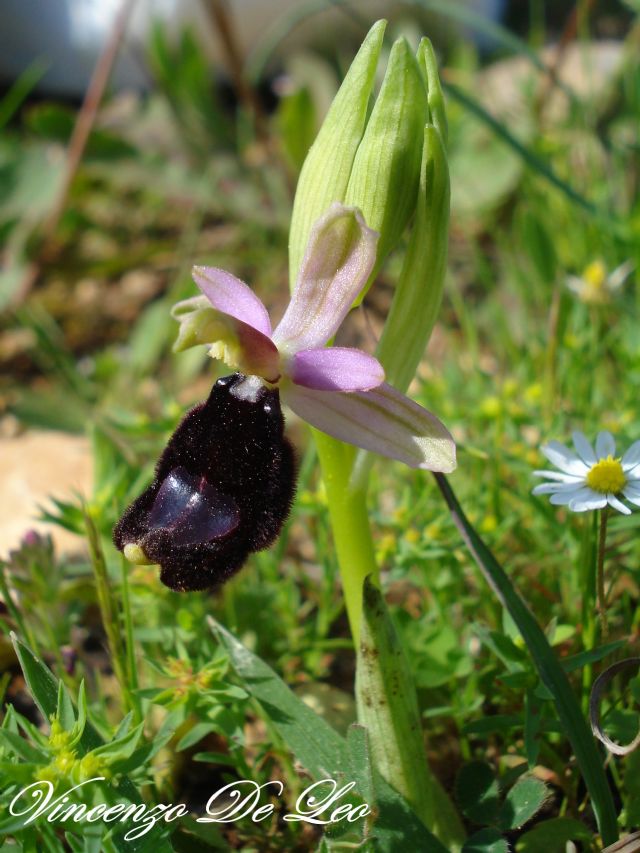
[172,203,455,473]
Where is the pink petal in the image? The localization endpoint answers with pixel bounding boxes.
[291,347,384,391]
[217,315,280,380]
[285,381,455,471]
[192,266,272,337]
[272,203,378,353]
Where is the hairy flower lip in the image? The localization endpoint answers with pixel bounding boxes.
[114,374,297,591]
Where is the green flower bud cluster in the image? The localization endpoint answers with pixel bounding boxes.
[289,21,450,395]
[2,682,145,792]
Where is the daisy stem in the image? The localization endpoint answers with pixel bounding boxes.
[596,507,609,639]
[581,511,598,714]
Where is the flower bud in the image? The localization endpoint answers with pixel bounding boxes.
[288,20,386,285]
[344,37,428,302]
[376,122,450,393]
[288,22,445,316]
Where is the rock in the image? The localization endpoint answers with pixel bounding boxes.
[479,40,623,122]
[0,430,91,558]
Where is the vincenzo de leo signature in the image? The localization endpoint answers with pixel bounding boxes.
[7,776,371,841]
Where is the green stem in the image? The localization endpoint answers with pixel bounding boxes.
[120,555,142,723]
[581,512,598,713]
[434,472,619,846]
[314,431,464,846]
[84,511,134,715]
[596,508,609,640]
[0,561,37,652]
[313,429,378,641]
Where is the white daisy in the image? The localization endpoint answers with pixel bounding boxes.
[566,259,634,306]
[532,431,640,515]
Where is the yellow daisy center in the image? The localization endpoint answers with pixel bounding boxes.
[583,259,607,291]
[586,455,626,494]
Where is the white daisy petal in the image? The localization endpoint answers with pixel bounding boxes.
[567,487,607,512]
[622,440,640,471]
[607,494,631,515]
[566,275,585,295]
[608,259,634,290]
[595,431,616,458]
[569,495,607,512]
[540,441,589,476]
[549,486,590,506]
[532,469,583,483]
[570,496,608,512]
[572,431,596,466]
[622,488,640,507]
[532,482,579,496]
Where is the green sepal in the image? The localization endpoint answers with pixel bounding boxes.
[288,19,386,286]
[171,296,225,354]
[375,124,450,393]
[417,38,448,146]
[345,38,429,303]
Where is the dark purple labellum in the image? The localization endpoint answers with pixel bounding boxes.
[148,466,241,546]
[113,373,296,591]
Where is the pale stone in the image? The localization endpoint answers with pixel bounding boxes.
[0,431,92,558]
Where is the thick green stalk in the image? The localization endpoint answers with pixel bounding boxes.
[313,429,377,641]
[357,578,465,849]
[314,430,464,846]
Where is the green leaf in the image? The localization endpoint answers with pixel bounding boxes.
[356,578,464,849]
[625,750,640,826]
[515,817,592,852]
[345,724,375,811]
[560,640,626,674]
[462,828,509,853]
[0,729,48,763]
[10,635,167,853]
[524,690,541,767]
[176,722,217,751]
[498,776,548,830]
[0,60,47,131]
[56,680,76,730]
[91,722,144,764]
[455,762,500,825]
[12,632,59,722]
[208,616,451,853]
